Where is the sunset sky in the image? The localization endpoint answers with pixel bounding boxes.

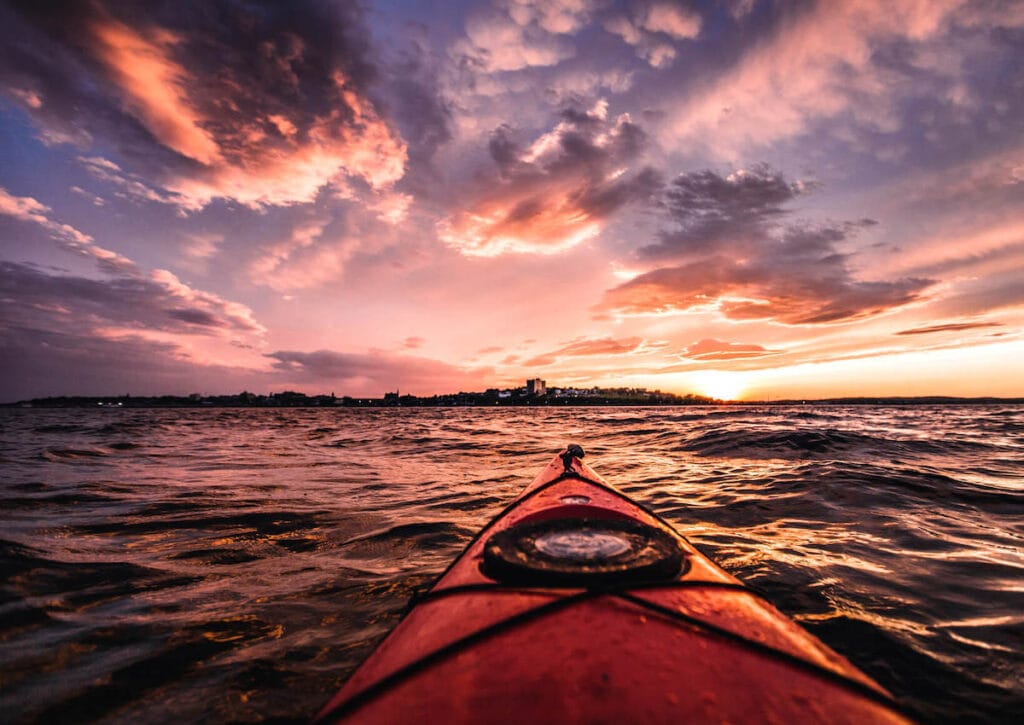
[2,0,1023,402]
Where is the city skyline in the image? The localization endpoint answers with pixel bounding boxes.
[2,1,1023,402]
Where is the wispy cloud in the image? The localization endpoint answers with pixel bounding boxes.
[682,338,779,361]
[659,1,1024,156]
[522,336,662,367]
[0,186,135,272]
[1,261,264,337]
[895,322,1003,336]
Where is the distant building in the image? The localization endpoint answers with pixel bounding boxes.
[527,378,546,396]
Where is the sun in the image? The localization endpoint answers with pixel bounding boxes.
[689,371,748,401]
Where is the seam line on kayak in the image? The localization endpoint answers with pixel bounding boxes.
[615,591,907,716]
[312,589,601,723]
[405,580,907,712]
[314,584,906,723]
[406,580,756,612]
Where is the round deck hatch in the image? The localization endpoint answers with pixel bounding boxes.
[481,518,685,586]
[534,530,631,560]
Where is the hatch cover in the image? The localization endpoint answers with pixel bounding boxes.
[481,518,685,586]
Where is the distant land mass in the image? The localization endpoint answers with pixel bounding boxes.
[4,385,711,408]
[4,382,1023,408]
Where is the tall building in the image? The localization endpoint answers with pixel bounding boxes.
[527,378,546,396]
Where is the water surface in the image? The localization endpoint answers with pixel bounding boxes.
[1,406,1021,723]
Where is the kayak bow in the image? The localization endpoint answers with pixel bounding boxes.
[316,446,909,723]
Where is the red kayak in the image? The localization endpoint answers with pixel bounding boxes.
[316,446,910,723]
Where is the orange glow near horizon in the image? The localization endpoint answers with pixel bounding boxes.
[709,340,1024,401]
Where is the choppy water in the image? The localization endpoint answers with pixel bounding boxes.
[1,406,1021,723]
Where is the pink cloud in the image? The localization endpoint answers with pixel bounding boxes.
[89,16,222,165]
[179,232,223,273]
[247,210,397,293]
[643,3,702,39]
[600,254,930,325]
[682,338,778,361]
[10,6,409,211]
[249,217,330,279]
[522,336,655,367]
[661,1,986,155]
[150,269,265,335]
[605,2,701,67]
[440,103,660,256]
[456,0,591,73]
[600,167,932,325]
[155,70,408,210]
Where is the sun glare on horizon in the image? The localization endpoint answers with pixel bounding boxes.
[686,371,750,402]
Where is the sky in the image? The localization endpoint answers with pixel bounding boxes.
[1,0,1023,402]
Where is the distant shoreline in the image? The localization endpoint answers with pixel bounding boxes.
[4,393,1023,408]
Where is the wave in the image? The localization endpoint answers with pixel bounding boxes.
[678,426,996,461]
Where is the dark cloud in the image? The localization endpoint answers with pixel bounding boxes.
[265,349,491,393]
[488,125,525,174]
[0,2,148,150]
[682,338,778,360]
[0,0,406,208]
[442,105,662,255]
[640,164,807,260]
[166,308,225,328]
[895,322,1003,336]
[379,37,452,170]
[0,261,486,400]
[601,166,932,324]
[0,261,262,336]
[0,325,266,402]
[603,245,929,324]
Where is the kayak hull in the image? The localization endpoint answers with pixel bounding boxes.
[317,452,909,723]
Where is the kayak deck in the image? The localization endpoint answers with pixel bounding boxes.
[316,449,909,723]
